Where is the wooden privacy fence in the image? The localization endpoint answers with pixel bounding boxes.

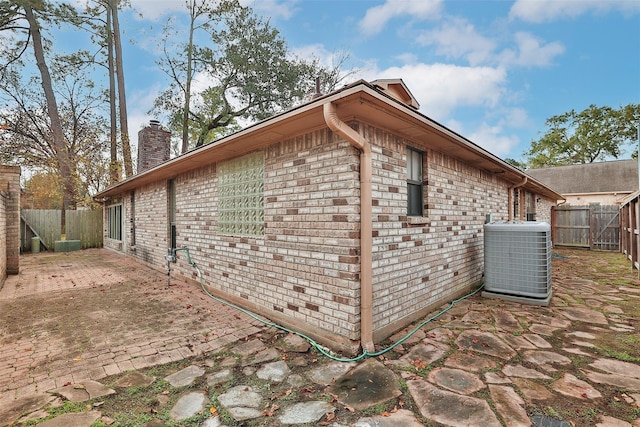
[620,192,639,276]
[21,209,103,251]
[551,205,620,251]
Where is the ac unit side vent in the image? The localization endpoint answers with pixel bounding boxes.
[483,221,552,306]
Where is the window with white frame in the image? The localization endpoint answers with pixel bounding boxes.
[108,204,122,240]
[407,147,424,216]
[218,151,264,236]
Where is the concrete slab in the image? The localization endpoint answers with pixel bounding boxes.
[217,384,262,421]
[558,307,609,325]
[511,377,554,401]
[0,394,55,426]
[502,364,552,380]
[582,370,640,391]
[207,369,234,387]
[589,359,640,379]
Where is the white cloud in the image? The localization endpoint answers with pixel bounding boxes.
[509,0,640,23]
[416,17,496,66]
[498,32,564,67]
[361,63,507,121]
[359,0,443,36]
[241,0,299,20]
[467,122,520,157]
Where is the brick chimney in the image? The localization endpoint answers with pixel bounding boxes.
[137,120,170,173]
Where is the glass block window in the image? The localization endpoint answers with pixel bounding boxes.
[407,147,424,216]
[218,151,264,236]
[108,204,122,240]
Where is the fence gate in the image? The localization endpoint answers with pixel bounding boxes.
[552,205,620,251]
[21,209,103,251]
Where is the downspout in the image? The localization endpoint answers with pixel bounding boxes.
[508,176,528,221]
[323,102,375,353]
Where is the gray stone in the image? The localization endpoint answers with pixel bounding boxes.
[589,358,640,379]
[596,415,633,427]
[231,339,266,356]
[355,409,424,426]
[308,361,356,386]
[502,364,552,379]
[207,369,233,387]
[455,330,516,360]
[114,372,156,388]
[287,374,306,387]
[531,415,573,426]
[278,401,335,425]
[201,417,223,427]
[170,391,208,421]
[407,379,501,427]
[484,372,511,384]
[226,406,263,421]
[523,350,571,368]
[499,333,538,351]
[165,365,205,387]
[444,351,497,372]
[523,334,552,348]
[49,380,116,402]
[529,324,561,336]
[241,347,280,366]
[392,340,449,368]
[38,411,101,427]
[489,385,530,427]
[582,370,640,391]
[217,385,262,409]
[256,360,290,382]
[559,307,608,325]
[428,367,485,395]
[552,373,602,399]
[329,359,401,411]
[566,331,596,339]
[0,394,55,426]
[511,377,554,401]
[494,310,523,333]
[279,333,311,353]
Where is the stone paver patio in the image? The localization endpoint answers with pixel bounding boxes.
[0,248,639,426]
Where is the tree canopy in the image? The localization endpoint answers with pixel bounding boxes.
[151,0,349,152]
[524,104,639,169]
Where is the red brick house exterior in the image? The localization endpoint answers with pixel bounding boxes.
[94,80,561,354]
[0,165,21,287]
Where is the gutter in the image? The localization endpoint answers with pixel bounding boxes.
[508,176,528,221]
[323,101,375,353]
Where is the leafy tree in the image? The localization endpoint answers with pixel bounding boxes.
[151,0,351,151]
[0,0,79,223]
[525,104,640,168]
[0,64,110,208]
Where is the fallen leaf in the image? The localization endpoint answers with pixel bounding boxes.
[325,412,335,421]
[381,411,391,417]
[161,390,169,395]
[344,405,355,412]
[210,406,217,414]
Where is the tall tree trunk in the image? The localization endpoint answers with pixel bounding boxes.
[24,3,76,233]
[111,0,133,177]
[106,2,120,183]
[181,1,196,154]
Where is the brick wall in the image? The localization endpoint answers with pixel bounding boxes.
[104,122,555,351]
[137,121,171,173]
[0,165,21,286]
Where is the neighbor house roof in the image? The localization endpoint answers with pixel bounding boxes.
[94,79,563,201]
[527,160,639,195]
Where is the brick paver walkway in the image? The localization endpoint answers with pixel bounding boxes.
[0,249,263,401]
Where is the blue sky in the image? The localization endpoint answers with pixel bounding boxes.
[114,0,640,162]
